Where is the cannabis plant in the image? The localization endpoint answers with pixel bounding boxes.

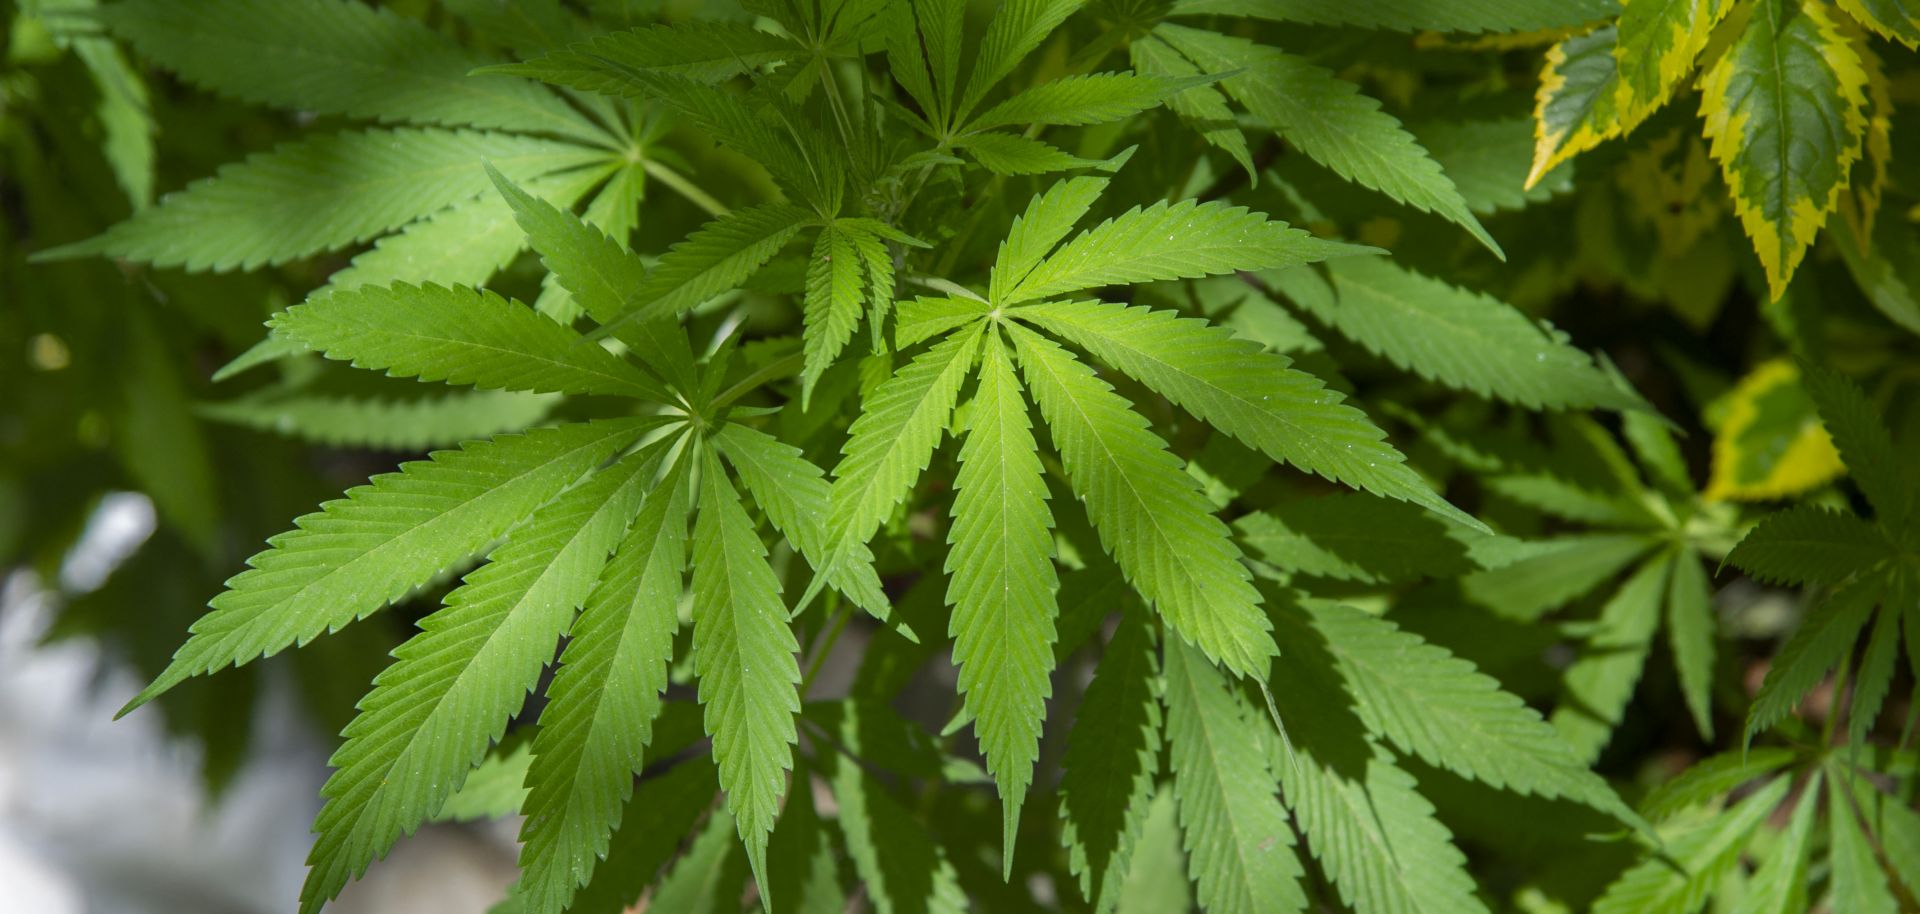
[7,0,1920,912]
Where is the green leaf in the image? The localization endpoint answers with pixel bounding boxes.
[1234,494,1481,584]
[1728,770,1820,914]
[1168,0,1619,33]
[483,22,796,90]
[946,331,1059,870]
[433,739,532,822]
[712,423,892,625]
[649,806,747,914]
[1484,473,1655,527]
[1128,33,1256,179]
[1826,773,1901,914]
[197,390,558,452]
[1800,363,1912,535]
[966,71,1213,133]
[802,224,866,401]
[516,453,690,914]
[1115,794,1191,914]
[1745,571,1882,744]
[1851,777,1920,901]
[1162,639,1307,914]
[1589,774,1790,914]
[959,0,1085,118]
[690,448,802,902]
[1285,751,1488,914]
[957,132,1104,175]
[1699,0,1870,299]
[1059,610,1162,914]
[1665,551,1717,740]
[600,203,812,332]
[121,419,651,715]
[1011,299,1476,528]
[1614,0,1731,125]
[1725,505,1890,586]
[1005,198,1373,305]
[272,283,668,400]
[827,325,983,568]
[1461,534,1654,622]
[101,0,598,140]
[37,128,603,272]
[1837,0,1920,47]
[300,447,657,913]
[990,165,1123,304]
[1638,747,1796,821]
[1155,25,1499,257]
[1298,600,1641,827]
[1526,26,1627,188]
[826,702,969,914]
[1006,322,1275,678]
[1551,557,1669,763]
[1318,258,1645,412]
[561,756,718,914]
[1416,117,1573,215]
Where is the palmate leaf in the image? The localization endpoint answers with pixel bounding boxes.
[1162,639,1307,914]
[300,446,657,913]
[1006,322,1275,677]
[1059,611,1162,914]
[599,203,812,334]
[1665,551,1717,739]
[1011,299,1478,528]
[101,0,599,141]
[560,756,719,914]
[945,332,1059,869]
[825,702,969,914]
[1826,774,1900,914]
[1638,747,1797,820]
[119,419,652,715]
[515,454,690,914]
[196,390,558,452]
[1590,775,1790,914]
[1745,571,1881,744]
[956,132,1104,175]
[965,71,1216,133]
[1167,0,1619,33]
[958,0,1086,119]
[827,325,984,567]
[1551,556,1669,763]
[1837,0,1920,46]
[1154,25,1499,257]
[1295,600,1642,827]
[1800,363,1913,535]
[1725,505,1891,585]
[690,449,802,901]
[484,22,798,90]
[802,224,865,402]
[272,283,668,400]
[1005,198,1374,306]
[1233,493,1482,585]
[712,424,892,624]
[989,166,1122,304]
[1730,770,1820,914]
[1699,0,1870,300]
[1128,34,1256,179]
[36,128,604,272]
[1315,258,1646,412]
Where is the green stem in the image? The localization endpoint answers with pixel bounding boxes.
[643,160,731,218]
[711,351,806,410]
[799,602,853,696]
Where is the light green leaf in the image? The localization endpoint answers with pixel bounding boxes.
[1115,794,1191,914]
[516,453,690,914]
[827,325,983,567]
[1319,258,1645,412]
[300,448,657,913]
[1639,748,1796,821]
[101,0,598,140]
[1728,770,1820,914]
[1006,197,1373,305]
[273,283,667,400]
[959,0,1086,118]
[690,449,802,902]
[802,224,865,402]
[1059,610,1162,914]
[1551,557,1669,763]
[1699,0,1870,299]
[1827,773,1900,914]
[1007,322,1275,678]
[946,331,1059,869]
[1665,551,1718,740]
[1162,639,1307,914]
[1129,34,1255,179]
[1156,24,1499,256]
[433,740,532,822]
[957,132,1104,175]
[197,390,557,452]
[649,806,746,914]
[37,128,602,272]
[1461,534,1654,621]
[1011,299,1476,528]
[121,419,651,715]
[990,165,1122,304]
[1590,775,1790,914]
[967,71,1213,133]
[602,202,812,331]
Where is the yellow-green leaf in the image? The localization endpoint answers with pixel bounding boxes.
[1698,0,1869,300]
[1705,360,1844,501]
[1613,0,1731,122]
[1527,26,1626,188]
[1836,0,1920,46]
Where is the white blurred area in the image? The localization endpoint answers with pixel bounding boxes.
[0,494,519,914]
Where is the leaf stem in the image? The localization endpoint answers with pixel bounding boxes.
[643,160,731,218]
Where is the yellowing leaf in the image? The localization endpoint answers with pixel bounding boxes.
[1613,0,1730,130]
[1528,26,1627,188]
[1698,0,1869,300]
[1705,360,1844,501]
[1836,0,1920,46]
[1837,37,1892,253]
